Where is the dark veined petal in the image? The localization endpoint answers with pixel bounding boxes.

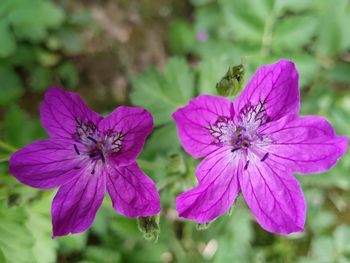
[40,87,102,139]
[173,95,232,158]
[51,171,106,237]
[176,147,242,223]
[106,162,160,217]
[239,156,306,235]
[259,115,348,174]
[99,106,153,166]
[9,139,86,190]
[234,59,300,122]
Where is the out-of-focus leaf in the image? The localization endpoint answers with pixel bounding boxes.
[131,57,194,125]
[168,20,196,55]
[0,20,16,57]
[29,66,52,91]
[8,1,64,42]
[58,233,87,254]
[3,105,46,148]
[84,246,121,263]
[316,0,350,56]
[272,15,317,52]
[27,196,57,263]
[334,225,350,255]
[328,63,350,84]
[0,65,23,105]
[0,202,35,263]
[57,28,84,55]
[141,123,180,158]
[57,62,79,89]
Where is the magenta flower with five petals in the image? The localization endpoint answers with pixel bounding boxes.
[173,59,348,234]
[10,87,160,237]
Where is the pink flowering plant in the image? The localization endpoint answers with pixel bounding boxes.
[173,59,348,234]
[9,87,160,237]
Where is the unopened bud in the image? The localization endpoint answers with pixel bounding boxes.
[216,64,245,97]
[137,215,160,243]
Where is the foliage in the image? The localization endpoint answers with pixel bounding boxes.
[1,0,350,262]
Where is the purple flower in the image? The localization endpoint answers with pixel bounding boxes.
[173,59,348,234]
[9,87,160,237]
[196,31,208,43]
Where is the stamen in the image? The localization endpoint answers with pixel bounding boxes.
[100,153,106,163]
[91,168,95,175]
[87,136,97,143]
[231,147,240,152]
[73,144,80,155]
[244,160,249,170]
[261,153,269,162]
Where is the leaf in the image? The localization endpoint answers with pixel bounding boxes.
[141,123,180,158]
[316,0,350,56]
[26,196,58,263]
[0,19,16,57]
[8,1,65,42]
[29,66,52,91]
[168,20,196,55]
[3,105,46,148]
[84,246,121,263]
[272,15,317,52]
[57,62,79,89]
[328,63,350,84]
[0,202,36,263]
[0,65,23,105]
[131,57,194,125]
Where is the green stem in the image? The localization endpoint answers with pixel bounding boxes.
[261,6,278,57]
[0,140,17,153]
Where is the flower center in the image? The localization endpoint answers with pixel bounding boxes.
[72,119,125,174]
[208,101,270,169]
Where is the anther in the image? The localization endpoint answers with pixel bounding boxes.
[244,160,249,170]
[100,153,106,163]
[261,153,269,162]
[73,144,80,155]
[231,147,240,153]
[87,136,97,143]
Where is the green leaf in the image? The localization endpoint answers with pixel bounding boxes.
[316,0,350,56]
[57,62,79,89]
[0,20,16,57]
[0,65,23,105]
[26,196,57,263]
[29,66,52,91]
[9,1,65,42]
[141,123,180,158]
[0,202,36,263]
[131,57,194,125]
[272,15,317,52]
[3,105,46,147]
[168,20,196,55]
[328,63,350,84]
[84,246,121,263]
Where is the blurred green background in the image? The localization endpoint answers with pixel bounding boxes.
[1,0,350,262]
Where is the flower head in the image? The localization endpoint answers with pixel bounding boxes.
[173,59,348,234]
[10,87,160,237]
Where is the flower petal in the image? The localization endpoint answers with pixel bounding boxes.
[176,148,241,223]
[234,59,300,122]
[259,115,348,174]
[51,171,106,237]
[99,106,153,166]
[106,162,160,217]
[40,87,102,139]
[9,139,86,189]
[239,157,306,234]
[173,94,232,158]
